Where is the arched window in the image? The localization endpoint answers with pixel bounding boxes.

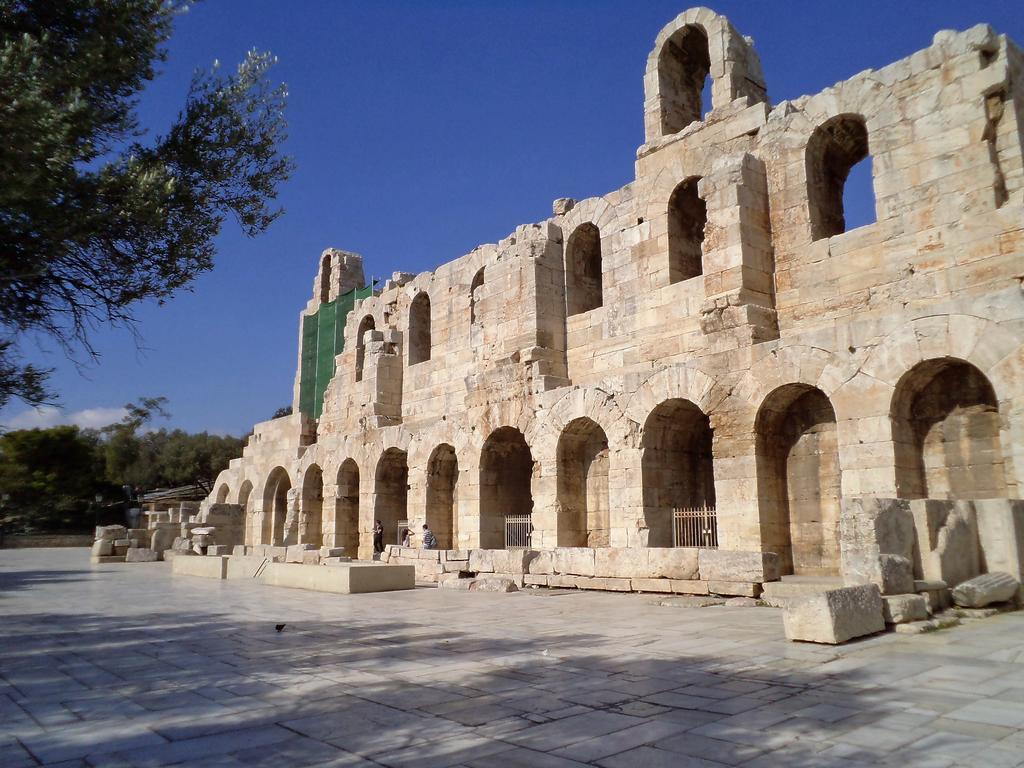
[408,292,431,365]
[891,359,1006,500]
[319,253,331,303]
[657,24,711,135]
[667,177,706,283]
[470,267,485,326]
[806,114,874,240]
[355,314,375,382]
[565,223,603,316]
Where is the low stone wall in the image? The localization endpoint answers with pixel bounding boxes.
[381,545,780,597]
[2,534,93,549]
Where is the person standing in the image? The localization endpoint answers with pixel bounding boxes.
[421,523,437,550]
[373,519,384,558]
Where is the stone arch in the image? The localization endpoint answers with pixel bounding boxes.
[626,365,724,429]
[215,483,230,504]
[355,314,375,382]
[408,292,431,365]
[237,479,254,546]
[806,113,872,240]
[479,426,534,549]
[300,464,324,545]
[565,222,603,316]
[262,466,291,546]
[755,384,841,576]
[641,399,715,547]
[470,267,485,327]
[426,444,458,549]
[655,23,710,134]
[643,9,766,143]
[374,448,408,546]
[891,359,1007,500]
[319,252,331,303]
[336,459,360,556]
[668,176,706,283]
[557,418,610,547]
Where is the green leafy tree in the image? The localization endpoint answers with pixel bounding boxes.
[0,425,115,531]
[0,0,294,409]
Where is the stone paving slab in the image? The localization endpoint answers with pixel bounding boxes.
[2,549,1024,767]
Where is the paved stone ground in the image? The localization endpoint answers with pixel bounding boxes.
[2,550,1024,767]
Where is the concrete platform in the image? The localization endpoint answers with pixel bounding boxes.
[171,554,228,579]
[259,561,415,594]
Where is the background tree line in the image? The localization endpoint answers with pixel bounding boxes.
[0,398,247,533]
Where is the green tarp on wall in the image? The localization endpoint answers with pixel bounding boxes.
[297,285,374,419]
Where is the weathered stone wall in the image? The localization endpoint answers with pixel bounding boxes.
[208,10,1024,572]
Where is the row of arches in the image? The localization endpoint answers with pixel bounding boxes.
[220,357,1008,575]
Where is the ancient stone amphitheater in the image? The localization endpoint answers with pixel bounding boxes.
[197,8,1023,599]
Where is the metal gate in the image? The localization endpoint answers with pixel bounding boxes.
[504,513,533,549]
[672,507,718,548]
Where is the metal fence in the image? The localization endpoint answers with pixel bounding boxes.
[672,507,718,548]
[505,513,533,549]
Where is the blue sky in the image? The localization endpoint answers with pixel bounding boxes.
[4,1,1023,435]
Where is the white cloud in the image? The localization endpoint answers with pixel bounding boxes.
[4,405,128,430]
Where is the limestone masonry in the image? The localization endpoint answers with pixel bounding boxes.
[184,9,1022,612]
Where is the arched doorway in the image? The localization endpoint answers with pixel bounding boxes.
[237,480,254,545]
[263,467,291,546]
[300,465,323,546]
[891,359,1006,500]
[355,314,375,382]
[556,418,610,547]
[336,459,360,556]
[641,399,715,547]
[375,448,408,546]
[479,427,534,549]
[426,444,458,549]
[215,483,230,504]
[755,385,841,575]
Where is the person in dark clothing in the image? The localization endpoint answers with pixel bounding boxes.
[373,519,385,558]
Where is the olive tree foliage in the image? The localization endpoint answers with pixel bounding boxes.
[0,0,294,409]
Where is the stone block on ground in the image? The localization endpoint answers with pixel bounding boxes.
[554,547,596,577]
[95,525,127,541]
[172,554,228,579]
[265,546,287,562]
[527,550,554,575]
[125,548,159,563]
[574,576,632,592]
[648,548,699,580]
[320,547,345,558]
[207,545,230,556]
[671,579,710,595]
[439,577,474,591]
[491,549,533,574]
[523,574,549,586]
[90,555,126,564]
[286,544,317,563]
[910,499,980,587]
[260,562,415,594]
[469,577,519,593]
[631,577,673,593]
[301,550,321,565]
[974,499,1024,584]
[882,594,929,624]
[232,545,248,556]
[894,615,961,634]
[698,550,779,582]
[468,549,494,573]
[782,584,885,644]
[321,556,352,566]
[91,539,113,557]
[952,572,1019,608]
[707,580,761,598]
[442,550,469,562]
[594,548,649,579]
